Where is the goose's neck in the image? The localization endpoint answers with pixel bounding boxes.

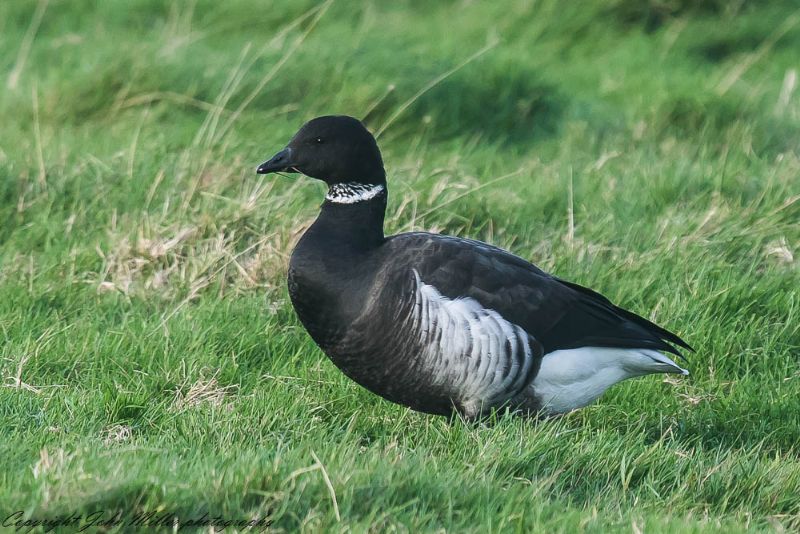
[310,183,387,251]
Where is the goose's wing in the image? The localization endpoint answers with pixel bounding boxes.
[382,232,691,357]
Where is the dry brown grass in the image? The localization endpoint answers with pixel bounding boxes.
[172,373,238,412]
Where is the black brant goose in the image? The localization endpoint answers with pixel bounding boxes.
[257,115,690,419]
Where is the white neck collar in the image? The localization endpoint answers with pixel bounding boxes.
[325,183,385,204]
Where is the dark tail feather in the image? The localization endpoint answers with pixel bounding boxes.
[612,304,693,351]
[556,278,693,361]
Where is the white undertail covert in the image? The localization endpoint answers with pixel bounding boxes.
[530,346,688,414]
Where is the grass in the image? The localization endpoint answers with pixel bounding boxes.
[1,0,799,531]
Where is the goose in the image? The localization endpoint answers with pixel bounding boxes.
[256,115,690,420]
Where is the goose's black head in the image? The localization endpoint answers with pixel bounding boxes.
[257,115,385,187]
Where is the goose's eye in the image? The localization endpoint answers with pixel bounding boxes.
[314,137,324,144]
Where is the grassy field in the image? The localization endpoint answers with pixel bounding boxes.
[1,0,799,531]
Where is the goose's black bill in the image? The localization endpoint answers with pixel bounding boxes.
[257,147,296,174]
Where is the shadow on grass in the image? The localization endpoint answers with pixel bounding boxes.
[650,94,800,156]
[605,0,778,33]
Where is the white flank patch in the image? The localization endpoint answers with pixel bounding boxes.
[530,346,689,415]
[325,183,385,204]
[411,270,535,411]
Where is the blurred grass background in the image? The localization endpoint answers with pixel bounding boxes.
[0,0,799,531]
